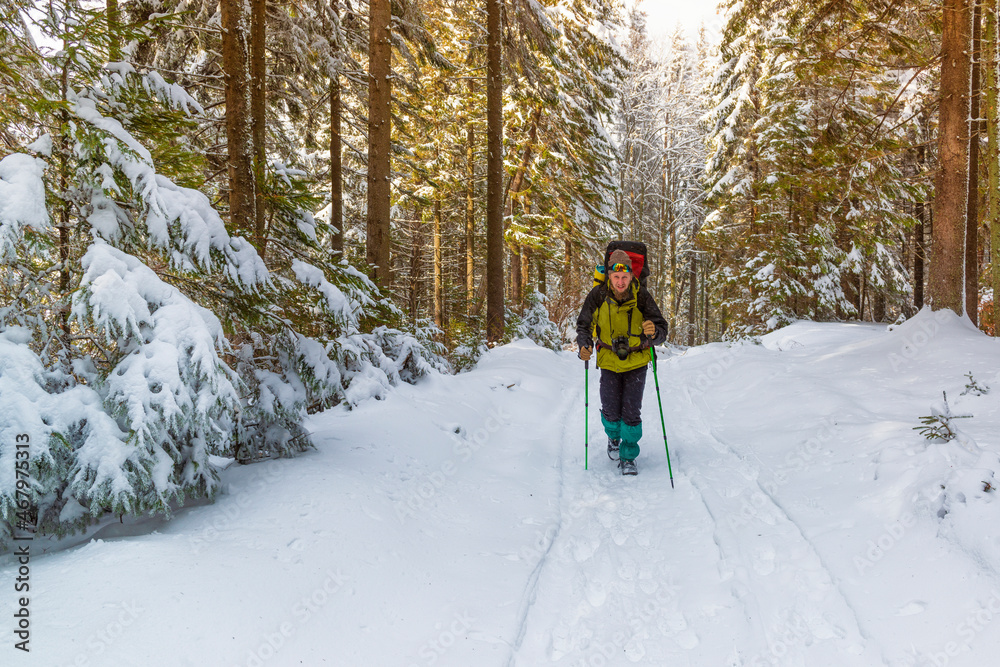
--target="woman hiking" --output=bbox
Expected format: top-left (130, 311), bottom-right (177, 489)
top-left (575, 248), bottom-right (668, 476)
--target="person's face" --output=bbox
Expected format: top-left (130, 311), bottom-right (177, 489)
top-left (610, 270), bottom-right (631, 294)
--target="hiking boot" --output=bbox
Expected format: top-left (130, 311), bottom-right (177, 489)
top-left (619, 458), bottom-right (637, 476)
top-left (607, 438), bottom-right (620, 461)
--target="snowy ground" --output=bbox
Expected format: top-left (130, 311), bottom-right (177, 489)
top-left (3, 309), bottom-right (1000, 667)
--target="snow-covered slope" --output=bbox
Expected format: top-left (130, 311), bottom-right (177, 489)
top-left (2, 309), bottom-right (1000, 666)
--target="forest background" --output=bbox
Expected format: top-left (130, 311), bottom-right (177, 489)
top-left (1, 0), bottom-right (998, 545)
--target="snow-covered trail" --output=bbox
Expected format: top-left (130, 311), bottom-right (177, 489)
top-left (513, 344), bottom-right (872, 666)
top-left (507, 314), bottom-right (1000, 667)
top-left (5, 312), bottom-right (1000, 667)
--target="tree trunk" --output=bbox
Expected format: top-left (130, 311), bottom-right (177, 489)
top-left (367, 0), bottom-right (392, 287)
top-left (407, 210), bottom-right (421, 324)
top-left (58, 47), bottom-right (72, 340)
top-left (915, 200), bottom-right (926, 309)
top-left (968, 0), bottom-right (983, 323)
top-left (874, 291), bottom-right (886, 322)
top-left (434, 198), bottom-right (444, 330)
top-left (669, 208), bottom-right (677, 341)
top-left (930, 0), bottom-right (972, 315)
top-left (659, 109), bottom-right (669, 309)
top-left (466, 119), bottom-right (475, 315)
top-left (510, 244), bottom-right (521, 305)
top-left (330, 0), bottom-right (344, 254)
top-left (687, 252), bottom-right (697, 346)
top-left (702, 261), bottom-right (710, 342)
top-left (537, 254), bottom-right (546, 295)
top-left (914, 117), bottom-right (929, 310)
top-left (251, 0), bottom-right (267, 255)
top-left (988, 0), bottom-right (1000, 332)
top-left (221, 0), bottom-right (257, 238)
top-left (521, 245), bottom-right (530, 301)
top-left (486, 0), bottom-right (504, 343)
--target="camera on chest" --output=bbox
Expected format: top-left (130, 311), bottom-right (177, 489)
top-left (611, 335), bottom-right (631, 360)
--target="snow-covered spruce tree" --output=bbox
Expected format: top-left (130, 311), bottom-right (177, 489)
top-left (0, 3), bottom-right (272, 537)
top-left (0, 3), bottom-right (447, 548)
top-left (508, 290), bottom-right (563, 351)
top-left (703, 0), bottom-right (921, 336)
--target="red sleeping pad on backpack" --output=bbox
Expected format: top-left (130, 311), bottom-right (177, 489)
top-left (602, 240), bottom-right (649, 287)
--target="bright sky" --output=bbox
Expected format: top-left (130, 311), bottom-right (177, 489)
top-left (632, 0), bottom-right (724, 43)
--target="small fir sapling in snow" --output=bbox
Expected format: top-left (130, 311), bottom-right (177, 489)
top-left (914, 391), bottom-right (972, 442)
top-left (960, 372), bottom-right (990, 396)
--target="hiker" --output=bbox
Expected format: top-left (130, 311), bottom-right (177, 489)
top-left (575, 247), bottom-right (668, 475)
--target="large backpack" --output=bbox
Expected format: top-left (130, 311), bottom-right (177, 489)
top-left (592, 240), bottom-right (649, 288)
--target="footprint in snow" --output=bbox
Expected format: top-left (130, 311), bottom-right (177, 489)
top-left (638, 578), bottom-right (659, 595)
top-left (624, 637), bottom-right (646, 661)
top-left (585, 579), bottom-right (607, 607)
top-left (753, 543), bottom-right (776, 575)
top-left (717, 558), bottom-right (735, 582)
top-left (675, 630), bottom-right (700, 650)
top-left (617, 556), bottom-right (638, 581)
top-left (663, 608), bottom-right (688, 634)
top-left (611, 524), bottom-right (630, 546)
top-left (569, 536), bottom-right (600, 563)
top-left (547, 625), bottom-right (572, 660)
top-left (896, 601), bottom-right (927, 616)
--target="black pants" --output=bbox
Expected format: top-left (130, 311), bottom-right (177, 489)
top-left (600, 365), bottom-right (647, 426)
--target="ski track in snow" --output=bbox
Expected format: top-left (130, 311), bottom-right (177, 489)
top-left (675, 394), bottom-right (877, 666)
top-left (504, 373), bottom-right (578, 665)
top-left (510, 358), bottom-right (722, 665)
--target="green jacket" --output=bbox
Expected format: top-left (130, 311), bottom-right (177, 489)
top-left (575, 280), bottom-right (668, 373)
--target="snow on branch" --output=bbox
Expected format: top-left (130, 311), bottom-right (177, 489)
top-left (0, 153), bottom-right (50, 262)
top-left (70, 82), bottom-right (269, 292)
top-left (70, 242), bottom-right (239, 511)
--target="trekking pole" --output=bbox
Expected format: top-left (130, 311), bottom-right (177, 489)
top-left (649, 345), bottom-right (674, 488)
top-left (584, 359), bottom-right (589, 470)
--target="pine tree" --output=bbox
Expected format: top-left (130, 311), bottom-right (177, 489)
top-left (220, 0), bottom-right (258, 240)
top-left (486, 0), bottom-right (504, 343)
top-left (367, 0), bottom-right (393, 288)
top-left (988, 0), bottom-right (1000, 332)
top-left (930, 0), bottom-right (973, 315)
